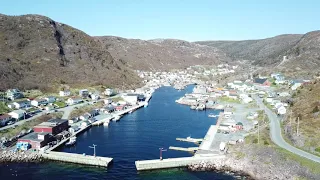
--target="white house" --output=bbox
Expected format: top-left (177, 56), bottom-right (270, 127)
top-left (12, 100), bottom-right (30, 109)
top-left (45, 96), bottom-right (56, 103)
top-left (105, 89), bottom-right (114, 96)
top-left (67, 98), bottom-right (83, 105)
top-left (122, 94), bottom-right (138, 104)
top-left (59, 90), bottom-right (71, 97)
top-left (104, 99), bottom-right (112, 105)
top-left (9, 110), bottom-right (26, 119)
top-left (31, 99), bottom-right (48, 107)
top-left (277, 106), bottom-right (287, 115)
top-left (291, 83), bottom-right (302, 90)
top-left (91, 94), bottom-right (100, 100)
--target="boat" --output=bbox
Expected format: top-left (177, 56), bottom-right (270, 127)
top-left (65, 137), bottom-right (76, 146)
top-left (112, 115), bottom-right (121, 122)
top-left (190, 105), bottom-right (197, 110)
top-left (144, 102), bottom-right (148, 107)
top-left (103, 121), bottom-right (109, 126)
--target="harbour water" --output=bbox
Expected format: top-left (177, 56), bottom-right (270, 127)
top-left (0, 85), bottom-right (237, 180)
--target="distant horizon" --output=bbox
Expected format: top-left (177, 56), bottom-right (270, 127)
top-left (1, 0), bottom-right (319, 41)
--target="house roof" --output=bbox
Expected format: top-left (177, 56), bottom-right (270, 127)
top-left (18, 132), bottom-right (46, 142)
top-left (0, 114), bottom-right (11, 120)
top-left (14, 100), bottom-right (30, 105)
top-left (254, 78), bottom-right (268, 84)
top-left (35, 119), bottom-right (68, 128)
top-left (10, 110), bottom-right (26, 114)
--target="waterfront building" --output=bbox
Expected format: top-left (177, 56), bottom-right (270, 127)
top-left (12, 100), bottom-right (31, 109)
top-left (33, 119), bottom-right (69, 135)
top-left (18, 132), bottom-right (51, 150)
top-left (8, 109), bottom-right (26, 119)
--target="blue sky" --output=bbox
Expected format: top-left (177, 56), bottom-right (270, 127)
top-left (1, 0), bottom-right (319, 41)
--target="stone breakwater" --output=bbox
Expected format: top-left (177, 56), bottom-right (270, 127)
top-left (0, 151), bottom-right (43, 163)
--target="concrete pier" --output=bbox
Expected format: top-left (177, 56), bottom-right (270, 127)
top-left (42, 151), bottom-right (113, 167)
top-left (176, 137), bottom-right (203, 143)
top-left (135, 155), bottom-right (225, 171)
top-left (169, 146), bottom-right (198, 152)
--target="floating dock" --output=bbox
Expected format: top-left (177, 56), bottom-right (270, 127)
top-left (169, 146), bottom-right (198, 152)
top-left (135, 155), bottom-right (225, 171)
top-left (176, 137), bottom-right (203, 143)
top-left (42, 151), bottom-right (113, 167)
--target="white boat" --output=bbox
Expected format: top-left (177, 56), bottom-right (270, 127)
top-left (208, 114), bottom-right (219, 118)
top-left (65, 137), bottom-right (76, 146)
top-left (144, 102), bottom-right (148, 107)
top-left (112, 115), bottom-right (121, 122)
top-left (103, 121), bottom-right (109, 126)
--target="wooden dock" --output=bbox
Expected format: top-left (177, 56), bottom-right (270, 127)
top-left (169, 146), bottom-right (198, 152)
top-left (176, 137), bottom-right (203, 143)
top-left (42, 151), bottom-right (113, 167)
top-left (135, 155), bottom-right (225, 171)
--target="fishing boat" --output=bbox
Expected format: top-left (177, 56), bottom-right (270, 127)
top-left (144, 102), bottom-right (148, 107)
top-left (103, 121), bottom-right (109, 127)
top-left (112, 115), bottom-right (121, 122)
top-left (65, 137), bottom-right (76, 146)
top-left (190, 105), bottom-right (197, 110)
top-left (208, 113), bottom-right (219, 118)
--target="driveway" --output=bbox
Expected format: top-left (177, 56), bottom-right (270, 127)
top-left (254, 95), bottom-right (320, 163)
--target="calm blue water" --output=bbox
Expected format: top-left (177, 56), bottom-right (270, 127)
top-left (0, 86), bottom-right (236, 180)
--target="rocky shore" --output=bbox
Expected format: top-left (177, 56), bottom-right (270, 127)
top-left (0, 150), bottom-right (43, 163)
top-left (189, 144), bottom-right (320, 180)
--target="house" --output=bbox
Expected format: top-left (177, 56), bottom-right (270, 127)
top-left (277, 106), bottom-right (287, 115)
top-left (31, 99), bottom-right (48, 107)
top-left (101, 105), bottom-right (115, 114)
top-left (13, 100), bottom-right (31, 109)
top-left (90, 94), bottom-right (100, 100)
top-left (9, 109), bottom-right (26, 119)
top-left (254, 78), bottom-right (271, 86)
top-left (291, 81), bottom-right (303, 90)
top-left (104, 99), bottom-right (112, 105)
top-left (67, 97), bottom-right (83, 105)
top-left (234, 122), bottom-right (243, 130)
top-left (79, 89), bottom-right (89, 98)
top-left (122, 94), bottom-right (139, 104)
top-left (17, 132), bottom-right (51, 150)
top-left (59, 90), bottom-right (71, 97)
top-left (68, 117), bottom-right (79, 124)
top-left (6, 89), bottom-right (24, 100)
top-left (33, 119), bottom-right (69, 135)
top-left (88, 109), bottom-right (99, 117)
top-left (79, 113), bottom-right (91, 121)
top-left (45, 96), bottom-right (56, 103)
top-left (105, 89), bottom-right (114, 96)
top-left (0, 114), bottom-right (12, 126)
top-left (271, 73), bottom-right (285, 81)
top-left (69, 125), bottom-right (80, 134)
top-left (115, 105), bottom-right (126, 111)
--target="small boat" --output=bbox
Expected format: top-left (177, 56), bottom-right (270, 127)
top-left (112, 115), bottom-right (121, 122)
top-left (190, 105), bottom-right (197, 110)
top-left (208, 114), bottom-right (219, 118)
top-left (65, 137), bottom-right (76, 146)
top-left (144, 102), bottom-right (148, 107)
top-left (103, 121), bottom-right (109, 126)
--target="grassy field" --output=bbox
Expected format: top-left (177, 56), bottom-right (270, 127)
top-left (218, 96), bottom-right (241, 103)
top-left (54, 101), bottom-right (67, 108)
top-left (110, 96), bottom-right (124, 102)
top-left (0, 113), bottom-right (62, 139)
top-left (0, 102), bottom-right (11, 114)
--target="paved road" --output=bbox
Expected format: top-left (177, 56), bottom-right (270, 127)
top-left (254, 95), bottom-right (320, 163)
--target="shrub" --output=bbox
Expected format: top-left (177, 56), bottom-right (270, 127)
top-left (315, 147), bottom-right (320, 153)
top-left (312, 106), bottom-right (319, 113)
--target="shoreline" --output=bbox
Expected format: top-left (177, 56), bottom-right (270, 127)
top-left (0, 150), bottom-right (43, 163)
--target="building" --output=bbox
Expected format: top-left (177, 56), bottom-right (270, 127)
top-left (6, 89), bottom-right (24, 100)
top-left (59, 90), bottom-right (71, 97)
top-left (12, 100), bottom-right (30, 109)
top-left (254, 78), bottom-right (271, 86)
top-left (67, 97), bottom-right (83, 105)
top-left (33, 119), bottom-right (69, 135)
top-left (45, 96), bottom-right (56, 103)
top-left (122, 94), bottom-right (139, 104)
top-left (0, 114), bottom-right (12, 126)
top-left (79, 89), bottom-right (89, 98)
top-left (31, 99), bottom-right (48, 107)
top-left (90, 94), bottom-right (100, 100)
top-left (18, 132), bottom-right (51, 150)
top-left (8, 110), bottom-right (26, 119)
top-left (105, 89), bottom-right (114, 96)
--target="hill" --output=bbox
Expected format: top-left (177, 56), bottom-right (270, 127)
top-left (96, 36), bottom-right (230, 71)
top-left (0, 14), bottom-right (141, 91)
top-left (196, 34), bottom-right (303, 66)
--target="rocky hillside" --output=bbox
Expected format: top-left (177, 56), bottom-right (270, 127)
top-left (96, 36), bottom-right (230, 71)
top-left (0, 14), bottom-right (141, 91)
top-left (196, 34), bottom-right (303, 66)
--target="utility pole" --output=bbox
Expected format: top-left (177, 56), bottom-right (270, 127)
top-left (159, 148), bottom-right (167, 161)
top-left (89, 144), bottom-right (97, 157)
top-left (297, 117), bottom-right (300, 136)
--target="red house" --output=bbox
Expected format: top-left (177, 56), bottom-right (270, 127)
top-left (254, 78), bottom-right (271, 86)
top-left (33, 119), bottom-right (69, 135)
top-left (18, 132), bottom-right (50, 150)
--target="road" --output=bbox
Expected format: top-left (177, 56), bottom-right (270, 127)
top-left (254, 95), bottom-right (320, 163)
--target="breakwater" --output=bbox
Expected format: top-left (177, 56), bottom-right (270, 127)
top-left (0, 151), bottom-right (43, 163)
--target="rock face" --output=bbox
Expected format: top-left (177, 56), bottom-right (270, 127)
top-left (96, 36), bottom-right (230, 71)
top-left (0, 150), bottom-right (43, 163)
top-left (0, 14), bottom-right (141, 91)
top-left (189, 145), bottom-right (320, 180)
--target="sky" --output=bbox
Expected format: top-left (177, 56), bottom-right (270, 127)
top-left (1, 0), bottom-right (319, 41)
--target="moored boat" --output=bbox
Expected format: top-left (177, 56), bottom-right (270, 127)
top-left (65, 137), bottom-right (76, 146)
top-left (112, 115), bottom-right (121, 122)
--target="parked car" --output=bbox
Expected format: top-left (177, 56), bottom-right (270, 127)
top-left (7, 121), bottom-right (15, 125)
